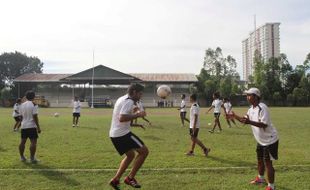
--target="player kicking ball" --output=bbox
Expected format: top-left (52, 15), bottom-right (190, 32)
top-left (109, 84), bottom-right (149, 190)
top-left (185, 94), bottom-right (210, 156)
top-left (228, 88), bottom-right (279, 190)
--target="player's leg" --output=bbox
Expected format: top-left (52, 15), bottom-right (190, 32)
top-left (72, 115), bottom-right (76, 127)
top-left (76, 115), bottom-right (80, 126)
top-left (127, 145), bottom-right (149, 179)
top-left (265, 160), bottom-right (275, 184)
top-left (251, 143), bottom-right (266, 184)
top-left (226, 118), bottom-right (232, 127)
top-left (217, 114), bottom-right (222, 131)
top-left (19, 138), bottom-right (27, 161)
top-left (29, 138), bottom-right (38, 162)
top-left (180, 112), bottom-right (185, 126)
top-left (113, 150), bottom-right (135, 181)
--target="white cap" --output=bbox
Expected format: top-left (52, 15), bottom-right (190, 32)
top-left (245, 87), bottom-right (261, 97)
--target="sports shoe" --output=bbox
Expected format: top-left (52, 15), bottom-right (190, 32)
top-left (72, 124), bottom-right (75, 127)
top-left (185, 151), bottom-right (195, 156)
top-left (250, 176), bottom-right (266, 185)
top-left (208, 130), bottom-right (214, 133)
top-left (109, 179), bottom-right (121, 190)
top-left (265, 186), bottom-right (275, 190)
top-left (203, 148), bottom-right (211, 157)
top-left (30, 158), bottom-right (40, 164)
top-left (124, 176), bottom-right (141, 188)
top-left (20, 156), bottom-right (27, 162)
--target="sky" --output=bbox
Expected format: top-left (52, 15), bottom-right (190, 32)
top-left (1, 0), bottom-right (309, 79)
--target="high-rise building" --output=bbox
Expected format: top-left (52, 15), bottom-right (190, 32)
top-left (242, 23), bottom-right (280, 81)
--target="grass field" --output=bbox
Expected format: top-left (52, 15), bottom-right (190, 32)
top-left (0, 107), bottom-right (309, 190)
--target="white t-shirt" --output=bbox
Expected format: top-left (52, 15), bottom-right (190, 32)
top-left (12, 103), bottom-right (21, 117)
top-left (73, 100), bottom-right (81, 113)
top-left (247, 102), bottom-right (278, 146)
top-left (223, 102), bottom-right (232, 114)
top-left (20, 101), bottom-right (38, 129)
top-left (190, 102), bottom-right (200, 129)
top-left (212, 99), bottom-right (223, 113)
top-left (180, 100), bottom-right (186, 112)
top-left (109, 94), bottom-right (135, 138)
top-left (136, 101), bottom-right (144, 112)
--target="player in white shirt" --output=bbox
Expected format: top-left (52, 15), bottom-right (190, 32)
top-left (19, 91), bottom-right (41, 163)
top-left (223, 98), bottom-right (237, 128)
top-left (72, 96), bottom-right (81, 127)
top-left (109, 84), bottom-right (149, 190)
top-left (177, 94), bottom-right (190, 127)
top-left (185, 94), bottom-right (211, 156)
top-left (132, 101), bottom-right (152, 127)
top-left (230, 88), bottom-right (279, 190)
top-left (207, 92), bottom-right (225, 133)
top-left (12, 98), bottom-right (22, 131)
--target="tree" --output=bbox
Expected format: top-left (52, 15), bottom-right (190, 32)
top-left (0, 51), bottom-right (44, 89)
top-left (198, 47), bottom-right (240, 102)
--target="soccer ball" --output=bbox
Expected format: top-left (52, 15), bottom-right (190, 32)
top-left (54, 112), bottom-right (59, 117)
top-left (157, 85), bottom-right (171, 99)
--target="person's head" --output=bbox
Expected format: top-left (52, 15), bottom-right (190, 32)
top-left (223, 97), bottom-right (229, 102)
top-left (245, 87), bottom-right (261, 105)
top-left (181, 94), bottom-right (186, 99)
top-left (25, 90), bottom-right (35, 101)
top-left (127, 83), bottom-right (144, 101)
top-left (16, 98), bottom-right (22, 104)
top-left (74, 96), bottom-right (79, 101)
top-left (190, 94), bottom-right (197, 103)
top-left (213, 92), bottom-right (220, 99)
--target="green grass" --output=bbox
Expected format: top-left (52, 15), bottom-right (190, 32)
top-left (0, 107), bottom-right (309, 189)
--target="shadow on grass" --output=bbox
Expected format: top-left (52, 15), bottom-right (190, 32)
top-left (142, 135), bottom-right (163, 141)
top-left (0, 146), bottom-right (6, 152)
top-left (207, 155), bottom-right (254, 167)
top-left (24, 162), bottom-right (80, 187)
top-left (78, 126), bottom-right (99, 130)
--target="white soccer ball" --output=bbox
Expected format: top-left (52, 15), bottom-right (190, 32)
top-left (157, 85), bottom-right (172, 99)
top-left (54, 112), bottom-right (60, 117)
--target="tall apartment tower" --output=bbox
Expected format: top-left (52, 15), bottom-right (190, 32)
top-left (242, 23), bottom-right (280, 81)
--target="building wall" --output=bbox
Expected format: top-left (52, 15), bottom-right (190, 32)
top-left (242, 23), bottom-right (280, 81)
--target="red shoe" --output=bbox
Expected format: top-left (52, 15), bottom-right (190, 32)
top-left (109, 179), bottom-right (121, 190)
top-left (265, 186), bottom-right (275, 190)
top-left (124, 176), bottom-right (141, 188)
top-left (250, 176), bottom-right (266, 185)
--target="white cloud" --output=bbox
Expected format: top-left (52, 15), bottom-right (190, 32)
top-left (1, 0), bottom-right (309, 79)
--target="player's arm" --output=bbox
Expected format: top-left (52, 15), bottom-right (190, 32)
top-left (33, 114), bottom-right (41, 133)
top-left (231, 112), bottom-right (267, 128)
top-left (206, 106), bottom-right (213, 114)
top-left (192, 114), bottom-right (198, 134)
top-left (119, 111), bottom-right (146, 122)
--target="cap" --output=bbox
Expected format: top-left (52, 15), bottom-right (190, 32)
top-left (245, 87), bottom-right (261, 97)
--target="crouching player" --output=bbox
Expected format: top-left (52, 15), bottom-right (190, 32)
top-left (109, 84), bottom-right (149, 190)
top-left (229, 88), bottom-right (279, 190)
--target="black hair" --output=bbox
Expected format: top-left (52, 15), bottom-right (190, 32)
top-left (213, 92), bottom-right (220, 99)
top-left (190, 94), bottom-right (197, 101)
top-left (127, 83), bottom-right (144, 96)
top-left (16, 98), bottom-right (22, 103)
top-left (25, 90), bottom-right (35, 100)
top-left (181, 94), bottom-right (186, 99)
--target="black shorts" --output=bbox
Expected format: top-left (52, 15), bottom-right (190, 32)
top-left (110, 132), bottom-right (144, 155)
top-left (21, 128), bottom-right (39, 139)
top-left (256, 140), bottom-right (279, 160)
top-left (189, 128), bottom-right (199, 138)
top-left (180, 112), bottom-right (187, 118)
top-left (73, 113), bottom-right (80, 117)
top-left (214, 113), bottom-right (221, 118)
top-left (14, 116), bottom-right (22, 122)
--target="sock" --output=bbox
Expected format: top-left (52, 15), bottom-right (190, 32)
top-left (258, 175), bottom-right (264, 179)
top-left (268, 183), bottom-right (275, 189)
